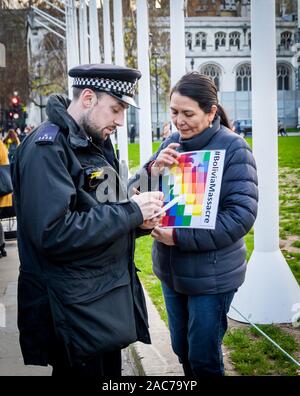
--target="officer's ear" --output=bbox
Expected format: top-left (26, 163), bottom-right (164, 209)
top-left (81, 89), bottom-right (97, 109)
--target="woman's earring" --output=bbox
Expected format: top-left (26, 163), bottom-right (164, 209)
top-left (209, 121), bottom-right (213, 128)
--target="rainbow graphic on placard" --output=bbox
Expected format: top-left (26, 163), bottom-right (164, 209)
top-left (160, 150), bottom-right (225, 229)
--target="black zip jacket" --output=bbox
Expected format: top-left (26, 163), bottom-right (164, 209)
top-left (13, 94), bottom-right (151, 366)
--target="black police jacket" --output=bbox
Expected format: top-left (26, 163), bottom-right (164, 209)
top-left (13, 94), bottom-right (151, 366)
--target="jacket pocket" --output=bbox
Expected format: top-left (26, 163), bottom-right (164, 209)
top-left (48, 270), bottom-right (137, 362)
top-left (48, 257), bottom-right (129, 304)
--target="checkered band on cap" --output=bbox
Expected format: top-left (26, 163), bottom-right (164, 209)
top-left (73, 77), bottom-right (138, 96)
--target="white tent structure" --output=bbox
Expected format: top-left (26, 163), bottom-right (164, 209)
top-left (228, 0), bottom-right (300, 324)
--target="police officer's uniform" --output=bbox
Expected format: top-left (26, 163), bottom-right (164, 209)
top-left (13, 64), bottom-right (150, 378)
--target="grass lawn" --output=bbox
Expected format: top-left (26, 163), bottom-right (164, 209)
top-left (129, 136), bottom-right (300, 376)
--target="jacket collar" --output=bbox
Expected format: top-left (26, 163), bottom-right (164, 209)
top-left (46, 94), bottom-right (89, 149)
top-left (179, 117), bottom-right (221, 152)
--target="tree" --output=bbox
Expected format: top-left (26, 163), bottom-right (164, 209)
top-left (0, 1), bottom-right (67, 129)
top-left (122, 0), bottom-right (171, 102)
top-left (0, 7), bottom-right (28, 129)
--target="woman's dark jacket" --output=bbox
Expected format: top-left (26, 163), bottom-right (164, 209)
top-left (13, 94), bottom-right (150, 366)
top-left (145, 118), bottom-right (258, 295)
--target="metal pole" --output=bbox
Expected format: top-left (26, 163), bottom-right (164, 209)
top-left (103, 0), bottom-right (112, 63)
top-left (113, 0), bottom-right (128, 165)
top-left (34, 19), bottom-right (65, 40)
top-left (65, 2), bottom-right (73, 97)
top-left (170, 0), bottom-right (186, 87)
top-left (228, 0), bottom-right (300, 324)
top-left (71, 0), bottom-right (80, 66)
top-left (89, 0), bottom-right (100, 63)
top-left (32, 7), bottom-right (66, 30)
top-left (37, 63), bottom-right (43, 123)
top-left (79, 0), bottom-right (89, 63)
top-left (154, 54), bottom-right (159, 140)
top-left (44, 0), bottom-right (65, 15)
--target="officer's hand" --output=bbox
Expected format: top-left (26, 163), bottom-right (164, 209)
top-left (152, 143), bottom-right (181, 174)
top-left (131, 191), bottom-right (164, 221)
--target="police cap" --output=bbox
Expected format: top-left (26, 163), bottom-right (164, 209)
top-left (69, 64), bottom-right (141, 108)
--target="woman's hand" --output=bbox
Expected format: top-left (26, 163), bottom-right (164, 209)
top-left (151, 226), bottom-right (175, 246)
top-left (139, 213), bottom-right (165, 230)
top-left (152, 143), bottom-right (181, 174)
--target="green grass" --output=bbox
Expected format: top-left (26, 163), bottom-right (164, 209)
top-left (286, 127), bottom-right (300, 132)
top-left (135, 235), bottom-right (168, 324)
top-left (223, 325), bottom-right (299, 376)
top-left (129, 137), bottom-right (300, 376)
top-left (128, 142), bottom-right (160, 171)
top-left (278, 137), bottom-right (300, 168)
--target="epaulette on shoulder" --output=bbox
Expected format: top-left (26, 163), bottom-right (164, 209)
top-left (35, 122), bottom-right (60, 145)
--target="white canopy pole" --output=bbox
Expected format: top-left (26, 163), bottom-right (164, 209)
top-left (228, 0), bottom-right (300, 324)
top-left (113, 0), bottom-right (129, 165)
top-left (170, 0), bottom-right (186, 88)
top-left (136, 0), bottom-right (153, 166)
top-left (79, 0), bottom-right (89, 64)
top-left (89, 0), bottom-right (101, 63)
top-left (71, 0), bottom-right (79, 66)
top-left (102, 0), bottom-right (115, 145)
top-left (103, 0), bottom-right (112, 64)
top-left (65, 1), bottom-right (74, 97)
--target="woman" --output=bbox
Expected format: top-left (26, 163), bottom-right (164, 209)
top-left (0, 139), bottom-right (12, 257)
top-left (147, 73), bottom-right (258, 376)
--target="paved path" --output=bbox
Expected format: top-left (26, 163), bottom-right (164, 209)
top-left (0, 241), bottom-right (137, 376)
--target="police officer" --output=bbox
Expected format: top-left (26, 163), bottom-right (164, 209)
top-left (13, 64), bottom-right (164, 378)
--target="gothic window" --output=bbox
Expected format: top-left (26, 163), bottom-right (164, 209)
top-left (280, 31), bottom-right (292, 50)
top-left (236, 64), bottom-right (252, 91)
top-left (195, 32), bottom-right (207, 50)
top-left (277, 64), bottom-right (291, 90)
top-left (248, 32), bottom-right (251, 49)
top-left (215, 32), bottom-right (226, 50)
top-left (200, 64), bottom-right (221, 91)
top-left (220, 0), bottom-right (237, 11)
top-left (229, 31), bottom-right (241, 50)
top-left (185, 32), bottom-right (192, 51)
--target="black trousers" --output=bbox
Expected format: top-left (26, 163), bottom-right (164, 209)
top-left (50, 346), bottom-right (122, 378)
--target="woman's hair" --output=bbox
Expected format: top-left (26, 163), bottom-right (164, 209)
top-left (170, 72), bottom-right (231, 129)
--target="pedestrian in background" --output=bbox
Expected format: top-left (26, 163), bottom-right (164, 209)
top-left (3, 129), bottom-right (20, 173)
top-left (278, 120), bottom-right (288, 136)
top-left (0, 140), bottom-right (12, 258)
top-left (129, 124), bottom-right (136, 143)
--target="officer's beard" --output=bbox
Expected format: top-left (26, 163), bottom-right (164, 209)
top-left (81, 113), bottom-right (106, 145)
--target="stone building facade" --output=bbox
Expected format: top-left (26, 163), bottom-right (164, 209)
top-left (183, 1), bottom-right (300, 126)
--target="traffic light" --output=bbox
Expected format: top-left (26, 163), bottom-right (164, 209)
top-left (11, 96), bottom-right (19, 106)
top-left (7, 93), bottom-right (24, 127)
top-left (11, 94), bottom-right (20, 109)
